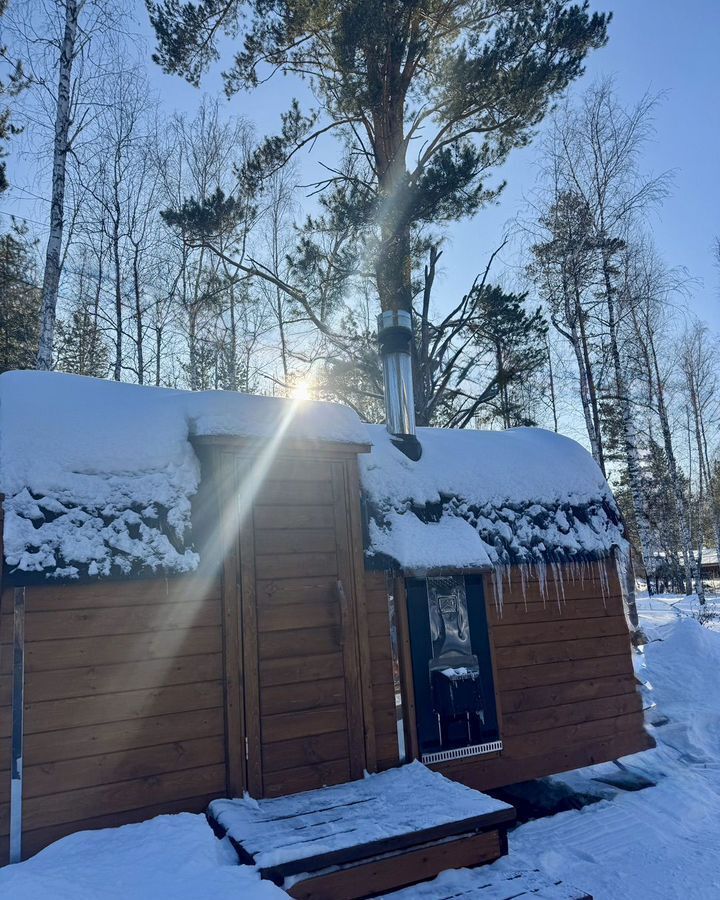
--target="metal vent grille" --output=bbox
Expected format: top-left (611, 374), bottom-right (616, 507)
top-left (421, 739), bottom-right (503, 765)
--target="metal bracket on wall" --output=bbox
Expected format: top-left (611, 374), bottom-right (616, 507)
top-left (10, 586), bottom-right (25, 865)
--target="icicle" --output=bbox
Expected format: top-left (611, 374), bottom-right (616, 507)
top-left (598, 556), bottom-right (610, 603)
top-left (550, 561), bottom-right (562, 610)
top-left (534, 558), bottom-right (548, 603)
top-left (519, 562), bottom-right (529, 608)
top-left (492, 563), bottom-right (505, 614)
top-left (557, 560), bottom-right (567, 604)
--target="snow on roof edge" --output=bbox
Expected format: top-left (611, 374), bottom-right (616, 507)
top-left (0, 371), bottom-right (368, 578)
top-left (359, 425), bottom-right (626, 571)
top-left (0, 371), bottom-right (625, 580)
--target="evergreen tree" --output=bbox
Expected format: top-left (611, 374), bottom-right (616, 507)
top-left (55, 298), bottom-right (110, 377)
top-left (147, 0), bottom-right (610, 321)
top-left (470, 286), bottom-right (548, 428)
top-left (0, 225), bottom-right (40, 372)
top-left (0, 0), bottom-right (25, 194)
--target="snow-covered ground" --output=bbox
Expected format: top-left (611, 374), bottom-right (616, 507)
top-left (0, 812), bottom-right (285, 899)
top-left (2, 593), bottom-right (719, 898)
top-left (390, 594), bottom-right (720, 899)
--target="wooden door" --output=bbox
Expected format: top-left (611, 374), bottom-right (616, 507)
top-left (235, 453), bottom-right (368, 798)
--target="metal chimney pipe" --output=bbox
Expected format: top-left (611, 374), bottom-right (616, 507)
top-left (377, 310), bottom-right (421, 459)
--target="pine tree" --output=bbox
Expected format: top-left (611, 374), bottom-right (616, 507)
top-left (470, 286), bottom-right (548, 429)
top-left (147, 0), bottom-right (609, 321)
top-left (0, 226), bottom-right (40, 372)
top-left (0, 0), bottom-right (26, 194)
top-left (55, 298), bottom-right (110, 377)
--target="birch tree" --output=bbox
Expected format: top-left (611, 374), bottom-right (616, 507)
top-left (534, 80), bottom-right (669, 581)
top-left (625, 243), bottom-right (693, 593)
top-left (680, 321), bottom-right (720, 601)
top-left (7, 0), bottom-right (120, 368)
top-left (529, 186), bottom-right (606, 473)
top-left (35, 0), bottom-right (79, 369)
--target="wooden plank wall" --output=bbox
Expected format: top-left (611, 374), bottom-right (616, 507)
top-left (0, 584), bottom-right (9, 865)
top-left (362, 563), bottom-right (652, 792)
top-left (364, 572), bottom-right (399, 770)
top-left (0, 573), bottom-right (226, 863)
top-left (440, 563), bottom-right (653, 790)
top-left (249, 455), bottom-right (368, 798)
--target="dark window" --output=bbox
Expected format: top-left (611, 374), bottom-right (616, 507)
top-left (406, 574), bottom-right (499, 758)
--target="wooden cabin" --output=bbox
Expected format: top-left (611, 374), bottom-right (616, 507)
top-left (0, 369), bottom-right (652, 870)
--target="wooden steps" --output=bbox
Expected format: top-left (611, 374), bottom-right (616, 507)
top-left (207, 762), bottom-right (515, 899)
top-left (382, 867), bottom-right (592, 899)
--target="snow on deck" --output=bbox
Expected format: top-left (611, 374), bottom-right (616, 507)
top-left (360, 425), bottom-right (626, 571)
top-left (208, 762), bottom-right (513, 872)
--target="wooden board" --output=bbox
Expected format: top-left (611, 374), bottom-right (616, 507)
top-left (0, 571), bottom-right (227, 862)
top-left (378, 563), bottom-right (651, 795)
top-left (208, 766), bottom-right (513, 900)
top-left (259, 652), bottom-right (345, 687)
top-left (261, 730), bottom-right (350, 775)
top-left (237, 453), bottom-right (370, 798)
top-left (380, 867), bottom-right (592, 899)
top-left (287, 830), bottom-right (504, 900)
top-left (19, 793), bottom-right (218, 861)
top-left (440, 727), bottom-right (654, 793)
top-left (363, 572), bottom-right (400, 770)
top-left (0, 680), bottom-right (223, 738)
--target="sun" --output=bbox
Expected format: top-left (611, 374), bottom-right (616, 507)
top-left (290, 378), bottom-right (313, 402)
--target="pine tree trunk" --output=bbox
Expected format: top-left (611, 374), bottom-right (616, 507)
top-left (559, 274), bottom-right (605, 474)
top-left (155, 318), bottom-right (162, 387)
top-left (571, 324), bottom-right (603, 467)
top-left (376, 218), bottom-right (412, 313)
top-left (36, 0), bottom-right (79, 370)
top-left (698, 415), bottom-right (720, 578)
top-left (371, 78), bottom-right (412, 315)
top-left (574, 282), bottom-right (605, 474)
top-left (92, 243), bottom-right (103, 375)
top-left (188, 310), bottom-right (198, 391)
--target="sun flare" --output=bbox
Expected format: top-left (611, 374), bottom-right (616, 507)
top-left (290, 378), bottom-right (313, 402)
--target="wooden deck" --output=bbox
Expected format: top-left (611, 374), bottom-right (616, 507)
top-left (207, 763), bottom-right (515, 899)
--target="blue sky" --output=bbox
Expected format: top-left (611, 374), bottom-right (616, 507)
top-left (5, 1), bottom-right (720, 326)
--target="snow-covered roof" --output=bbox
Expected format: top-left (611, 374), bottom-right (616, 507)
top-left (0, 371), bottom-right (624, 580)
top-left (0, 371), bottom-right (366, 578)
top-left (359, 425), bottom-right (625, 571)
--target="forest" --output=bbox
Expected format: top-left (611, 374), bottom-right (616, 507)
top-left (0, 0), bottom-right (718, 596)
